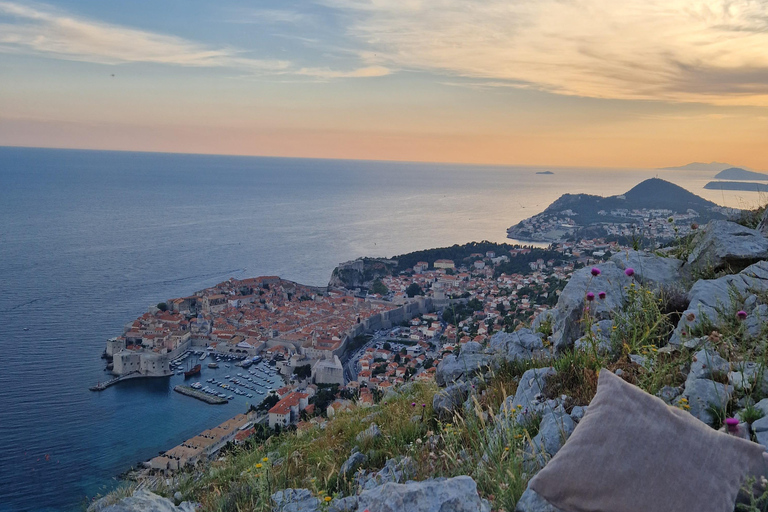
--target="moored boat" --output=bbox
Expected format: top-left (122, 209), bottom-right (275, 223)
top-left (184, 364), bottom-right (201, 378)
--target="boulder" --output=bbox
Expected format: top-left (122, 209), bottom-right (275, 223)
top-left (669, 261), bottom-right (768, 345)
top-left (101, 491), bottom-right (197, 512)
top-left (489, 329), bottom-right (547, 362)
top-left (574, 320), bottom-right (615, 355)
top-left (524, 410), bottom-right (575, 470)
top-left (432, 382), bottom-right (470, 421)
top-left (271, 489), bottom-right (320, 512)
top-left (461, 341), bottom-right (483, 354)
top-left (515, 487), bottom-right (567, 512)
top-left (610, 250), bottom-right (684, 292)
top-left (354, 476), bottom-right (491, 512)
top-left (356, 423), bottom-right (382, 444)
top-left (681, 378), bottom-right (732, 425)
top-left (686, 220), bottom-right (768, 274)
top-left (355, 456), bottom-right (416, 491)
top-left (435, 352), bottom-right (491, 386)
top-left (686, 349), bottom-right (730, 382)
top-left (340, 452), bottom-right (367, 479)
top-left (751, 414), bottom-right (768, 449)
top-left (544, 262), bottom-right (631, 352)
top-left (501, 367), bottom-right (557, 420)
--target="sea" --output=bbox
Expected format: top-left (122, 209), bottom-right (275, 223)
top-left (0, 146), bottom-right (763, 511)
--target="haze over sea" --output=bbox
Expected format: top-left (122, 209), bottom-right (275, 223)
top-left (0, 146), bottom-right (761, 512)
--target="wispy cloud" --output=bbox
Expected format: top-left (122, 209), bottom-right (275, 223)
top-left (296, 65), bottom-right (390, 78)
top-left (0, 1), bottom-right (290, 70)
top-left (324, 0), bottom-right (768, 105)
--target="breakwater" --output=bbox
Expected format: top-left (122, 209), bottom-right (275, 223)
top-left (174, 385), bottom-right (228, 405)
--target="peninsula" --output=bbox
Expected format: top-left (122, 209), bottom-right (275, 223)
top-left (506, 178), bottom-right (737, 243)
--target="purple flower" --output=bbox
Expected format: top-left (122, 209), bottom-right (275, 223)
top-left (726, 417), bottom-right (739, 426)
top-left (586, 292), bottom-right (595, 302)
top-left (737, 310), bottom-right (748, 320)
top-left (625, 268), bottom-right (635, 277)
top-left (411, 402), bottom-right (416, 407)
top-left (598, 291), bottom-right (606, 300)
top-left (422, 403), bottom-right (426, 408)
top-left (591, 268), bottom-right (601, 276)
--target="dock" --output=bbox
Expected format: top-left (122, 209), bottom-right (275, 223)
top-left (174, 385), bottom-right (228, 405)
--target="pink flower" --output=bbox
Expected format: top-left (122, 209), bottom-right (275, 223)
top-left (411, 402), bottom-right (416, 407)
top-left (737, 310), bottom-right (748, 320)
top-left (591, 268), bottom-right (601, 276)
top-left (625, 268), bottom-right (635, 277)
top-left (598, 291), bottom-right (606, 300)
top-left (586, 292), bottom-right (595, 302)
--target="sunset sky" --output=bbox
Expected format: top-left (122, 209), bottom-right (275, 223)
top-left (1, 0), bottom-right (767, 168)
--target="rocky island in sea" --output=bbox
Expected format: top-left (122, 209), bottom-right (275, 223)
top-left (506, 177), bottom-right (738, 243)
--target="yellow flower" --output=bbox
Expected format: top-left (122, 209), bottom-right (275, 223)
top-left (263, 457), bottom-right (269, 462)
top-left (256, 463), bottom-right (263, 469)
top-left (325, 497), bottom-right (332, 502)
top-left (504, 446), bottom-right (510, 451)
top-left (517, 404), bottom-right (523, 409)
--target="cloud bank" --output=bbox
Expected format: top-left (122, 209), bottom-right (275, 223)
top-left (326, 0), bottom-right (768, 105)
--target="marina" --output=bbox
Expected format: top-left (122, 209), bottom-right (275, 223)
top-left (173, 385), bottom-right (228, 405)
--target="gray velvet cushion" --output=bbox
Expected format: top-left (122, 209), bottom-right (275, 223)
top-left (529, 369), bottom-right (767, 512)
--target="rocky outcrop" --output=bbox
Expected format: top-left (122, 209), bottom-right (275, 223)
top-left (435, 352), bottom-right (491, 386)
top-left (501, 367), bottom-right (557, 420)
top-left (272, 489), bottom-right (321, 512)
top-left (685, 220), bottom-right (768, 274)
top-left (489, 329), bottom-right (547, 362)
top-left (539, 262), bottom-right (631, 352)
top-left (524, 410), bottom-right (575, 470)
top-left (328, 258), bottom-right (397, 290)
top-left (340, 451), bottom-right (367, 479)
top-left (610, 250), bottom-right (684, 292)
top-left (354, 456), bottom-right (415, 491)
top-left (101, 491), bottom-right (197, 512)
top-left (355, 423), bottom-right (382, 444)
top-left (670, 260), bottom-right (768, 345)
top-left (433, 382), bottom-right (470, 421)
top-left (352, 476), bottom-right (491, 512)
top-left (515, 487), bottom-right (567, 512)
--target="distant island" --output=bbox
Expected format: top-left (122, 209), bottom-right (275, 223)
top-left (659, 161), bottom-right (744, 172)
top-left (507, 178), bottom-right (737, 243)
top-left (712, 167), bottom-right (768, 181)
top-left (704, 181), bottom-right (768, 192)
top-left (536, 171), bottom-right (554, 175)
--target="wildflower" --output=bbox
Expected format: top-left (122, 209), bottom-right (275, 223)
top-left (625, 268), bottom-right (635, 277)
top-left (668, 217), bottom-right (674, 223)
top-left (422, 403), bottom-right (426, 408)
top-left (517, 404), bottom-right (523, 409)
top-left (686, 313), bottom-right (695, 322)
top-left (598, 291), bottom-right (606, 300)
top-left (737, 310), bottom-right (748, 320)
top-left (591, 267), bottom-right (601, 276)
top-left (691, 223), bottom-right (699, 230)
top-left (505, 446), bottom-right (510, 451)
top-left (325, 497), bottom-right (332, 502)
top-left (586, 292), bottom-right (595, 301)
top-left (411, 402), bottom-right (416, 407)
top-left (263, 457), bottom-right (269, 462)
top-left (256, 463), bottom-right (262, 469)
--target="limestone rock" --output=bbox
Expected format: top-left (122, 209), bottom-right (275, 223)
top-left (432, 382), bottom-right (470, 421)
top-left (461, 341), bottom-right (483, 354)
top-left (354, 476), bottom-right (491, 512)
top-left (435, 352), bottom-right (491, 386)
top-left (574, 320), bottom-right (614, 355)
top-left (356, 423), bottom-right (382, 444)
top-left (355, 456), bottom-right (415, 491)
top-left (543, 263), bottom-right (631, 352)
top-left (687, 349), bottom-right (729, 382)
top-left (525, 411), bottom-right (575, 470)
top-left (501, 367), bottom-right (556, 420)
top-left (489, 329), bottom-right (547, 362)
top-left (610, 250), bottom-right (684, 292)
top-left (340, 452), bottom-right (367, 479)
top-left (686, 220), bottom-right (768, 274)
top-left (681, 378), bottom-right (732, 425)
top-left (101, 491), bottom-right (197, 512)
top-left (515, 487), bottom-right (567, 512)
top-left (271, 489), bottom-right (320, 512)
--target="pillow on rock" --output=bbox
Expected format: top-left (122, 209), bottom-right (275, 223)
top-left (529, 369), bottom-right (767, 512)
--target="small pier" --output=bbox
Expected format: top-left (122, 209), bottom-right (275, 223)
top-left (174, 385), bottom-right (228, 404)
top-left (89, 372), bottom-right (141, 391)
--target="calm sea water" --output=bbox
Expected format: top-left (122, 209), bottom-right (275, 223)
top-left (0, 147), bottom-right (761, 511)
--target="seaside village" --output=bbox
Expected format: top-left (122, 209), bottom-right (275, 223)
top-left (103, 238), bottom-right (621, 473)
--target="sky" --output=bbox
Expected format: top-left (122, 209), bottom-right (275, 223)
top-left (1, 0), bottom-right (767, 168)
